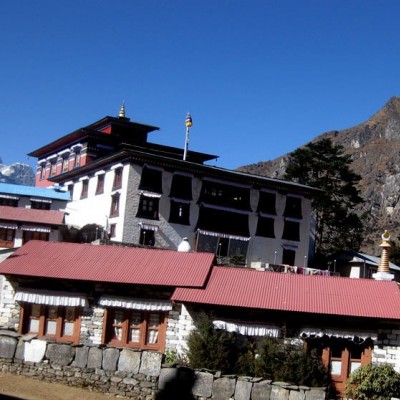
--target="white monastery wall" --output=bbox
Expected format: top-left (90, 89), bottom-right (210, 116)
top-left (64, 162), bottom-right (130, 241)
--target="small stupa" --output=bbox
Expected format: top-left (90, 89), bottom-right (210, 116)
top-left (372, 230), bottom-right (394, 281)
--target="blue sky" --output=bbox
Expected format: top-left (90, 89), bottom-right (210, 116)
top-left (1, 1), bottom-right (400, 170)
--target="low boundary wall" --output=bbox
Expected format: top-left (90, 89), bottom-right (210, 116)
top-left (0, 332), bottom-right (326, 400)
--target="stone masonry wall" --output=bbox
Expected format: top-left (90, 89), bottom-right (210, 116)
top-left (372, 328), bottom-right (400, 373)
top-left (0, 333), bottom-right (327, 400)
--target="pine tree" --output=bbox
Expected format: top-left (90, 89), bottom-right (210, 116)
top-left (284, 138), bottom-right (364, 260)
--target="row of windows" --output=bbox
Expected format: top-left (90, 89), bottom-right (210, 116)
top-left (20, 304), bottom-right (166, 351)
top-left (0, 198), bottom-right (51, 210)
top-left (19, 303), bottom-right (371, 396)
top-left (197, 233), bottom-right (298, 264)
top-left (67, 165), bottom-right (302, 220)
top-left (0, 229), bottom-right (49, 248)
top-left (107, 195), bottom-right (300, 242)
top-left (39, 151), bottom-right (82, 180)
top-left (136, 196), bottom-right (300, 237)
top-left (65, 165), bottom-right (303, 245)
top-left (71, 167), bottom-right (123, 200)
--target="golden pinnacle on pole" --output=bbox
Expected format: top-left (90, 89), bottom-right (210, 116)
top-left (119, 102), bottom-right (126, 118)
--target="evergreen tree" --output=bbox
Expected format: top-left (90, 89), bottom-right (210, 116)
top-left (284, 138), bottom-right (364, 260)
top-left (186, 313), bottom-right (248, 374)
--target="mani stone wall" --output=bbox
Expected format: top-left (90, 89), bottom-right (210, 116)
top-left (0, 332), bottom-right (327, 400)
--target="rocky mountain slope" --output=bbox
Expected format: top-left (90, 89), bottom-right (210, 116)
top-left (238, 96), bottom-right (400, 255)
top-left (0, 158), bottom-right (35, 186)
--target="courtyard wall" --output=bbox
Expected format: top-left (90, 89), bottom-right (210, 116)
top-left (0, 332), bottom-right (327, 400)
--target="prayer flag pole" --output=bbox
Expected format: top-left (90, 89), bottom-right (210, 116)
top-left (183, 112), bottom-right (192, 161)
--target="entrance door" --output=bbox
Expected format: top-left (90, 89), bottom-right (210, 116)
top-left (323, 339), bottom-right (372, 397)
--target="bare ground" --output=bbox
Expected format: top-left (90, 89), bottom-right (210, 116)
top-left (0, 372), bottom-right (115, 400)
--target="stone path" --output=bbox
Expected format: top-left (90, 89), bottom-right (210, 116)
top-left (0, 373), bottom-right (114, 400)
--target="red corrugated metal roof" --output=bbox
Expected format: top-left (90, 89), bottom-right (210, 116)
top-left (172, 266), bottom-right (400, 320)
top-left (0, 206), bottom-right (65, 226)
top-left (0, 240), bottom-right (214, 287)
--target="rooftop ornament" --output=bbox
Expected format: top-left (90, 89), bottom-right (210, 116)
top-left (373, 230), bottom-right (394, 281)
top-left (118, 102), bottom-right (126, 118)
top-left (178, 237), bottom-right (192, 252)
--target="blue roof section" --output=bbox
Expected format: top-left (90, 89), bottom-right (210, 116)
top-left (350, 251), bottom-right (400, 272)
top-left (0, 183), bottom-right (70, 201)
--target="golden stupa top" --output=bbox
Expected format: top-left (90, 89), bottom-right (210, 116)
top-left (119, 102), bottom-right (126, 118)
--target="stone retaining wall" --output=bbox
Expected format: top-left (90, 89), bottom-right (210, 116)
top-left (372, 328), bottom-right (400, 372)
top-left (0, 333), bottom-right (327, 400)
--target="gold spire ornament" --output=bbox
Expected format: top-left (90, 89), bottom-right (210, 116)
top-left (118, 102), bottom-right (126, 118)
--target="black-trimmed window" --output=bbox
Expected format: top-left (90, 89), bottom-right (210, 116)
top-left (139, 166), bottom-right (162, 193)
top-left (0, 198), bottom-right (18, 207)
top-left (196, 206), bottom-right (250, 237)
top-left (109, 224), bottom-right (116, 238)
top-left (103, 309), bottom-right (166, 351)
top-left (282, 220), bottom-right (300, 241)
top-left (96, 174), bottom-right (105, 195)
top-left (110, 193), bottom-right (120, 217)
top-left (258, 192), bottom-right (276, 215)
top-left (170, 175), bottom-right (192, 200)
top-left (113, 168), bottom-right (123, 190)
top-left (20, 303), bottom-right (81, 344)
top-left (31, 200), bottom-right (51, 210)
top-left (256, 216), bottom-right (275, 238)
top-left (282, 248), bottom-right (296, 265)
top-left (284, 196), bottom-right (302, 219)
top-left (40, 164), bottom-right (47, 180)
top-left (196, 233), bottom-right (249, 260)
top-left (139, 228), bottom-right (155, 246)
top-left (67, 184), bottom-right (74, 200)
top-left (80, 180), bottom-right (89, 199)
top-left (169, 201), bottom-right (190, 225)
top-left (199, 181), bottom-right (251, 211)
top-left (137, 196), bottom-right (159, 220)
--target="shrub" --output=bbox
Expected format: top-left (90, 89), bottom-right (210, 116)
top-left (345, 363), bottom-right (400, 400)
top-left (186, 312), bottom-right (249, 374)
top-left (254, 337), bottom-right (329, 387)
top-left (186, 313), bottom-right (330, 387)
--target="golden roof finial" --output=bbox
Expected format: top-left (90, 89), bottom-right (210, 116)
top-left (118, 102), bottom-right (126, 118)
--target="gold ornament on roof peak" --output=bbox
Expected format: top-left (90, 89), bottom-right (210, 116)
top-left (119, 102), bottom-right (126, 118)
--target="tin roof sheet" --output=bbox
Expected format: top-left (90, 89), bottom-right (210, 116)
top-left (172, 266), bottom-right (400, 320)
top-left (0, 206), bottom-right (65, 225)
top-left (0, 240), bottom-right (215, 287)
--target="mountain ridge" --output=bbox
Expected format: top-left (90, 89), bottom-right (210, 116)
top-left (238, 96), bottom-right (400, 255)
top-left (0, 160), bottom-right (35, 186)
